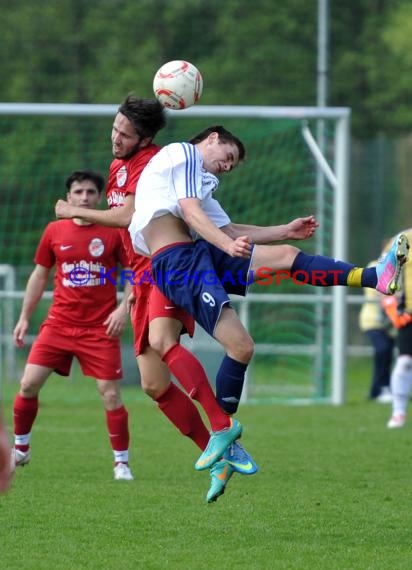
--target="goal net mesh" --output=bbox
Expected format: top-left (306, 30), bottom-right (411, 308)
top-left (0, 107), bottom-right (343, 402)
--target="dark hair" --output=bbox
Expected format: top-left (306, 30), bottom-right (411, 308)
top-left (118, 95), bottom-right (167, 140)
top-left (189, 125), bottom-right (246, 161)
top-left (65, 170), bottom-right (105, 194)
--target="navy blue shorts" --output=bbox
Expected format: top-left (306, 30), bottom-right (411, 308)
top-left (151, 240), bottom-right (253, 336)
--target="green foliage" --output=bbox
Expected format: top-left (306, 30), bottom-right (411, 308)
top-left (2, 0), bottom-right (412, 135)
top-left (330, 0), bottom-right (412, 136)
top-left (2, 361), bottom-right (412, 569)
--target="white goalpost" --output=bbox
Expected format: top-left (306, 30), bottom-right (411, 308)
top-left (0, 103), bottom-right (350, 404)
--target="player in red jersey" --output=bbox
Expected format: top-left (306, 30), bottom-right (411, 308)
top-left (11, 170), bottom-right (134, 481)
top-left (55, 96), bottom-right (247, 502)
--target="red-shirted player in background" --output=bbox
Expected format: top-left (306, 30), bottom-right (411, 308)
top-left (11, 170), bottom-right (134, 481)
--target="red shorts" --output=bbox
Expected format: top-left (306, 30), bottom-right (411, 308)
top-left (28, 323), bottom-right (122, 380)
top-left (131, 282), bottom-right (195, 356)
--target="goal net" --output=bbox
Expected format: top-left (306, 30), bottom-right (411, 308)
top-left (0, 104), bottom-right (350, 404)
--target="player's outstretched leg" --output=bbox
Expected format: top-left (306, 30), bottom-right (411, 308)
top-left (376, 233), bottom-right (409, 294)
top-left (207, 459), bottom-right (234, 503)
top-left (223, 440), bottom-right (259, 475)
top-left (195, 417), bottom-right (242, 471)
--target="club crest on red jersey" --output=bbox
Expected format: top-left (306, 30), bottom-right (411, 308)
top-left (116, 165), bottom-right (127, 188)
top-left (89, 238), bottom-right (105, 257)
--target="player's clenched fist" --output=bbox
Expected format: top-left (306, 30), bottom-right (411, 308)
top-left (227, 236), bottom-right (252, 258)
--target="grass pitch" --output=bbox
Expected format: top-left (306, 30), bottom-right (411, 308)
top-left (1, 359), bottom-right (412, 569)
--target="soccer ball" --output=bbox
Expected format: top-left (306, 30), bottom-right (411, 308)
top-left (153, 60), bottom-right (203, 110)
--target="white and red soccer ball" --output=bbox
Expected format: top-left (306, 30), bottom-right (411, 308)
top-left (153, 60), bottom-right (203, 110)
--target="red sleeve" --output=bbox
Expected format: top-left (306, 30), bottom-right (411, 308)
top-left (33, 224), bottom-right (55, 268)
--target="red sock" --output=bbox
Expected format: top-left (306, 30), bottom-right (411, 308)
top-left (106, 406), bottom-right (129, 457)
top-left (13, 394), bottom-right (39, 451)
top-left (162, 344), bottom-right (230, 432)
top-left (155, 383), bottom-right (210, 450)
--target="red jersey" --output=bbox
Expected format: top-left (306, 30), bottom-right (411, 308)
top-left (35, 219), bottom-right (128, 327)
top-left (106, 144), bottom-right (160, 282)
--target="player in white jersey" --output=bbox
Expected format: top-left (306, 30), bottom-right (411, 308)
top-left (129, 141), bottom-right (230, 256)
top-left (129, 125), bottom-right (408, 472)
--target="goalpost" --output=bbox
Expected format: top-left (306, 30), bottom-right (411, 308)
top-left (0, 103), bottom-right (350, 404)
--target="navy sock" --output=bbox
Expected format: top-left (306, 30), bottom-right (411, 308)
top-left (291, 251), bottom-right (355, 286)
top-left (215, 355), bottom-right (248, 414)
top-left (360, 266), bottom-right (377, 288)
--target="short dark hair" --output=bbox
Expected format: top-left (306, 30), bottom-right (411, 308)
top-left (65, 170), bottom-right (105, 194)
top-left (189, 125), bottom-right (246, 161)
top-left (118, 95), bottom-right (167, 140)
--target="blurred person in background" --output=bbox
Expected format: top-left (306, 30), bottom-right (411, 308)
top-left (381, 228), bottom-right (412, 428)
top-left (0, 409), bottom-right (12, 493)
top-left (359, 258), bottom-right (395, 403)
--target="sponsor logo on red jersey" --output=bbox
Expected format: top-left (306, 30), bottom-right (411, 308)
top-left (116, 165), bottom-right (127, 187)
top-left (89, 238), bottom-right (105, 257)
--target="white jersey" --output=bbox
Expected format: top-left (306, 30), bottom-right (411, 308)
top-left (128, 142), bottom-right (231, 255)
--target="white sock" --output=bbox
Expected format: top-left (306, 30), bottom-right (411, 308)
top-left (15, 432), bottom-right (31, 447)
top-left (114, 450), bottom-right (129, 464)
